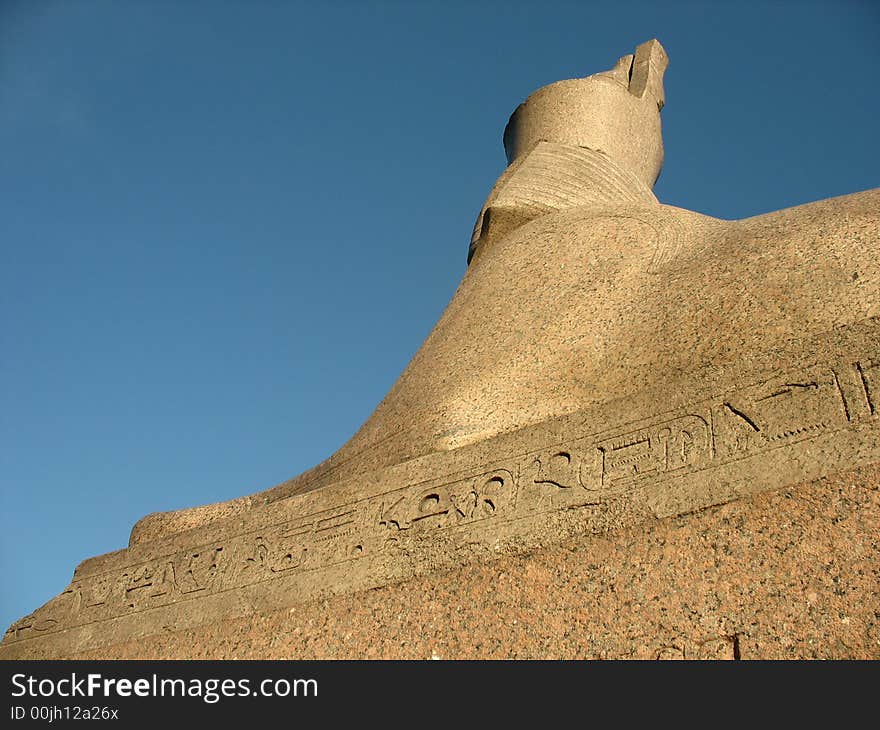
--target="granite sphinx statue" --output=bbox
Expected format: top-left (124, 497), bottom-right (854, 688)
top-left (3, 39), bottom-right (878, 658)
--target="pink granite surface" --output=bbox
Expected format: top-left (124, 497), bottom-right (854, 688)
top-left (67, 462), bottom-right (879, 660)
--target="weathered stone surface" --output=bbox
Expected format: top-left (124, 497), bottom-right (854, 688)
top-left (53, 463), bottom-right (880, 660)
top-left (3, 39), bottom-right (878, 660)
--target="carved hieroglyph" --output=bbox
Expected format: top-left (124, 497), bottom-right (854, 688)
top-left (3, 39), bottom-right (878, 658)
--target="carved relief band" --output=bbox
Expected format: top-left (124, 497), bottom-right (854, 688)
top-left (6, 340), bottom-right (878, 647)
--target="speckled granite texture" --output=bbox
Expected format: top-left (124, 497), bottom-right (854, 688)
top-left (61, 462), bottom-right (879, 660)
top-left (3, 39), bottom-right (878, 660)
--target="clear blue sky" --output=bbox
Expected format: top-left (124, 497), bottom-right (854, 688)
top-left (2, 1), bottom-right (878, 633)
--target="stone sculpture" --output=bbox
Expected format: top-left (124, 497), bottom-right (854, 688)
top-left (3, 40), bottom-right (878, 659)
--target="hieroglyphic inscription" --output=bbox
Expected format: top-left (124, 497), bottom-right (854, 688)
top-left (379, 469), bottom-right (515, 532)
top-left (524, 448), bottom-right (597, 511)
top-left (4, 587), bottom-right (82, 641)
top-left (4, 468), bottom-right (519, 642)
top-left (713, 367), bottom-right (849, 459)
top-left (522, 414), bottom-right (712, 511)
top-left (597, 413), bottom-right (712, 489)
top-left (6, 347), bottom-right (878, 644)
top-left (124, 560), bottom-right (179, 609)
top-left (519, 363), bottom-right (866, 512)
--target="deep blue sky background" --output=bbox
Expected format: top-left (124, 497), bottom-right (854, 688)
top-left (2, 1), bottom-right (878, 633)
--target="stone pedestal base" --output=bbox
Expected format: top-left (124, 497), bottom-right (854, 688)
top-left (24, 463), bottom-right (880, 660)
top-left (4, 320), bottom-right (878, 660)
